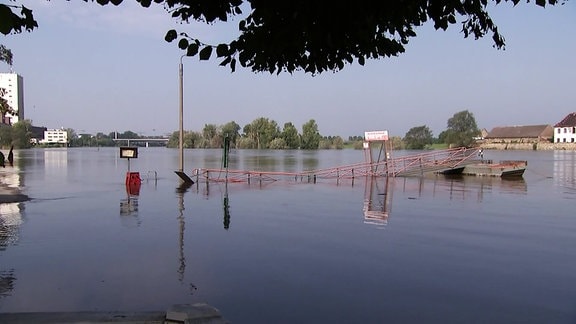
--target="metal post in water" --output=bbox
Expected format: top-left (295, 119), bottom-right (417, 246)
top-left (178, 55), bottom-right (185, 173)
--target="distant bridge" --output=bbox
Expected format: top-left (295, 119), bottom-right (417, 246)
top-left (112, 138), bottom-right (169, 146)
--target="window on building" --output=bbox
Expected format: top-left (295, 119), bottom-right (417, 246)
top-left (564, 128), bottom-right (567, 133)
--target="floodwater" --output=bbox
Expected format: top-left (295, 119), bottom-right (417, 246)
top-left (1, 147), bottom-right (575, 323)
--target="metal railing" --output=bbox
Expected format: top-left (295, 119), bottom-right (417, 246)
top-left (191, 147), bottom-right (481, 183)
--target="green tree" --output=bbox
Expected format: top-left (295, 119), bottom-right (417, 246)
top-left (301, 119), bottom-right (321, 150)
top-left (119, 130), bottom-right (139, 139)
top-left (437, 130), bottom-right (449, 144)
top-left (95, 132), bottom-right (115, 146)
top-left (236, 136), bottom-right (256, 149)
top-left (202, 124), bottom-right (217, 141)
top-left (281, 122), bottom-right (300, 149)
top-left (389, 136), bottom-right (405, 150)
top-left (243, 117), bottom-right (280, 149)
top-left (319, 136), bottom-right (344, 149)
top-left (221, 121), bottom-right (241, 148)
top-left (10, 119), bottom-right (32, 149)
top-left (0, 88), bottom-right (17, 122)
top-left (0, 44), bottom-right (13, 66)
top-left (200, 123), bottom-right (219, 148)
top-left (1, 1), bottom-right (563, 74)
top-left (65, 128), bottom-right (78, 143)
top-left (0, 45), bottom-right (16, 122)
top-left (404, 125), bottom-right (433, 149)
top-left (269, 138), bottom-right (287, 149)
top-left (167, 130), bottom-right (201, 148)
top-left (184, 131), bottom-right (202, 148)
top-left (445, 110), bottom-right (480, 148)
top-left (0, 124), bottom-right (12, 148)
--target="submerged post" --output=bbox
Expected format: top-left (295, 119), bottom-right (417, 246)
top-left (174, 55), bottom-right (194, 184)
top-left (178, 55), bottom-right (184, 173)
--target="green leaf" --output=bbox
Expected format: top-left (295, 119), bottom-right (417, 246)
top-left (535, 0), bottom-right (546, 6)
top-left (186, 43), bottom-right (199, 56)
top-left (219, 56), bottom-right (231, 66)
top-left (178, 38), bottom-right (189, 50)
top-left (139, 0), bottom-right (152, 7)
top-left (164, 29), bottom-right (177, 42)
top-left (230, 58), bottom-right (237, 72)
top-left (199, 46), bottom-right (213, 60)
top-left (358, 56), bottom-right (365, 66)
top-left (216, 44), bottom-right (228, 57)
top-left (0, 5), bottom-right (15, 35)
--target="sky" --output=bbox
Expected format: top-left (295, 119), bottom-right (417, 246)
top-left (1, 1), bottom-right (575, 138)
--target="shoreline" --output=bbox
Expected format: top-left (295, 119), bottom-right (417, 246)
top-left (0, 186), bottom-right (29, 204)
top-left (478, 142), bottom-right (576, 151)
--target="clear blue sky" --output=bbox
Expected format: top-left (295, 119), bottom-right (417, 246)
top-left (1, 1), bottom-right (575, 138)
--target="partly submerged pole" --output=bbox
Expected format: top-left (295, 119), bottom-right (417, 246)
top-left (174, 55), bottom-right (194, 184)
top-left (178, 55), bottom-right (184, 173)
top-left (223, 135), bottom-right (230, 181)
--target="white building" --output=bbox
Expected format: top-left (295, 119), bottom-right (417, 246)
top-left (554, 112), bottom-right (576, 143)
top-left (39, 129), bottom-right (68, 144)
top-left (0, 72), bottom-right (24, 124)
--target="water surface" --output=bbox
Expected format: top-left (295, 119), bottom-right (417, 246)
top-left (0, 147), bottom-right (575, 323)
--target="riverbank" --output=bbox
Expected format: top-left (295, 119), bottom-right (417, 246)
top-left (0, 185), bottom-right (29, 204)
top-left (0, 303), bottom-right (228, 323)
top-left (479, 142), bottom-right (576, 150)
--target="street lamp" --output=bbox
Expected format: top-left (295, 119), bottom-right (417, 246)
top-left (175, 55), bottom-right (195, 184)
top-left (178, 54), bottom-right (185, 173)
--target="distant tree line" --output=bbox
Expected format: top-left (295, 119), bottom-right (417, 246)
top-left (66, 130), bottom-right (168, 147)
top-left (166, 118), bottom-right (337, 150)
top-left (1, 110), bottom-right (480, 150)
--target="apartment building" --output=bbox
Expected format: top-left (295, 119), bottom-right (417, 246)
top-left (39, 129), bottom-right (68, 144)
top-left (0, 72), bottom-right (24, 124)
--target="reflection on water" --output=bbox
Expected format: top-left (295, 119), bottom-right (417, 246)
top-left (177, 193), bottom-right (186, 282)
top-left (3, 148), bottom-right (576, 322)
top-left (223, 184), bottom-right (231, 230)
top-left (188, 173), bottom-right (530, 230)
top-left (363, 177), bottom-right (392, 227)
top-left (553, 150), bottom-right (576, 197)
top-left (0, 155), bottom-right (24, 250)
top-left (44, 148), bottom-right (68, 177)
top-left (302, 151), bottom-right (319, 171)
top-left (0, 270), bottom-right (15, 299)
top-left (361, 175), bottom-right (527, 226)
top-left (0, 151), bottom-right (24, 301)
top-left (396, 175), bottom-right (528, 202)
top-left (119, 196), bottom-right (139, 227)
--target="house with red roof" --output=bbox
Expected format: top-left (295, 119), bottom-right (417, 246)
top-left (485, 125), bottom-right (553, 144)
top-left (554, 112), bottom-right (576, 143)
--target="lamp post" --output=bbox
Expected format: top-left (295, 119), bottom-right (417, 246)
top-left (175, 55), bottom-right (195, 184)
top-left (178, 55), bottom-right (185, 173)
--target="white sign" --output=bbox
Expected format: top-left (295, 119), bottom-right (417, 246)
top-left (364, 130), bottom-right (389, 141)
